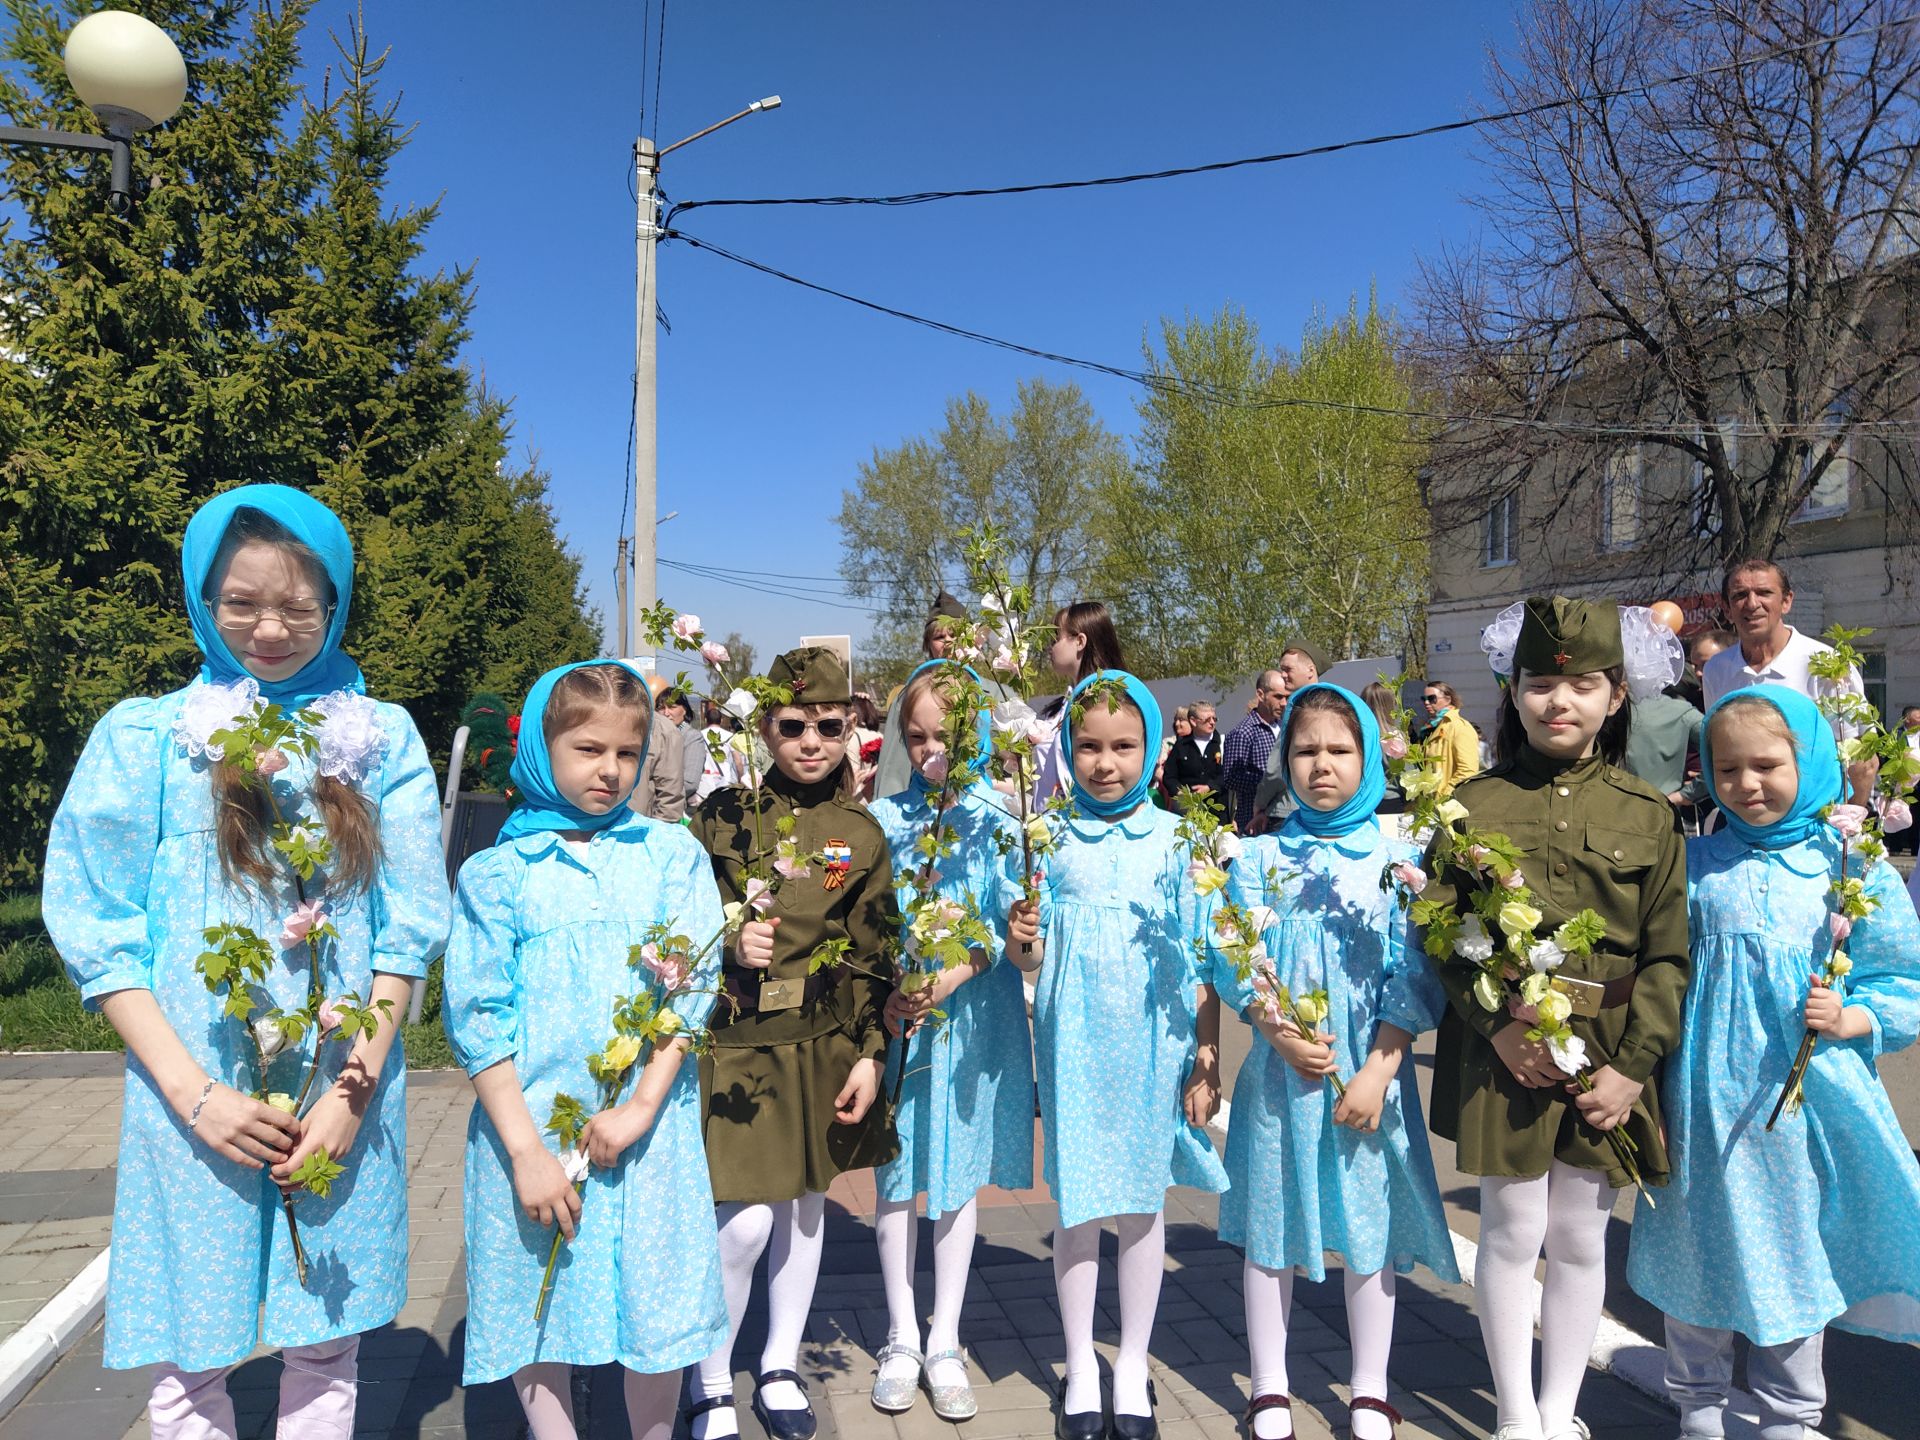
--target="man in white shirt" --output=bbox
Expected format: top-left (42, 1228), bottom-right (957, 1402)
top-left (1702, 558), bottom-right (1871, 800)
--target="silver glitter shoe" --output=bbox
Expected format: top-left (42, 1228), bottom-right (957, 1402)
top-left (870, 1342), bottom-right (923, 1413)
top-left (922, 1348), bottom-right (978, 1422)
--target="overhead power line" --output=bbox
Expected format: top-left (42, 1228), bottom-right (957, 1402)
top-left (671, 230), bottom-right (1920, 440)
top-left (664, 14), bottom-right (1920, 226)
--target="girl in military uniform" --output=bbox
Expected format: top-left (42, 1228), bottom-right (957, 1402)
top-left (1007, 670), bottom-right (1227, 1440)
top-left (867, 661), bottom-right (1034, 1421)
top-left (1425, 598), bottom-right (1689, 1440)
top-left (1627, 687), bottom-right (1920, 1439)
top-left (688, 647), bottom-right (899, 1440)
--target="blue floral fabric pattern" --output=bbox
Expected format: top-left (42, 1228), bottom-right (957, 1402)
top-left (1031, 805), bottom-right (1228, 1228)
top-left (1211, 822), bottom-right (1459, 1282)
top-left (870, 786), bottom-right (1035, 1218)
top-left (1626, 829), bottom-right (1920, 1345)
top-left (442, 818), bottom-right (728, 1383)
top-left (41, 685), bottom-right (450, 1372)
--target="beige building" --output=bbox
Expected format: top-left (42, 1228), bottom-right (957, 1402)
top-left (1423, 419), bottom-right (1920, 736)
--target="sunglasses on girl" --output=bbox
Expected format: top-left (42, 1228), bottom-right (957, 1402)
top-left (774, 717), bottom-right (847, 741)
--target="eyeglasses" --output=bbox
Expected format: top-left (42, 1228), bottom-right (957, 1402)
top-left (774, 717), bottom-right (847, 741)
top-left (1423, 694), bottom-right (1443, 703)
top-left (210, 595), bottom-right (332, 634)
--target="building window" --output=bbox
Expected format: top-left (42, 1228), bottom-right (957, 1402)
top-left (1862, 648), bottom-right (1888, 728)
top-left (1692, 420), bottom-right (1735, 539)
top-left (1795, 403), bottom-right (1851, 520)
top-left (1482, 492), bottom-right (1517, 567)
top-left (1601, 447), bottom-right (1641, 551)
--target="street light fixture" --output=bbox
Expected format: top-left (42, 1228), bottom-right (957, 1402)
top-left (629, 96), bottom-right (782, 657)
top-left (0, 10), bottom-right (187, 212)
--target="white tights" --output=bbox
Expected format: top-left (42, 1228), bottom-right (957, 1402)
top-left (1477, 1163), bottom-right (1613, 1436)
top-left (1242, 1260), bottom-right (1398, 1440)
top-left (691, 1194), bottom-right (828, 1438)
top-left (874, 1195), bottom-right (980, 1382)
top-left (512, 1362), bottom-right (680, 1440)
top-left (1054, 1212), bottom-right (1164, 1417)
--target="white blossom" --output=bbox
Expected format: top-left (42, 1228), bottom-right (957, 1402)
top-left (171, 678), bottom-right (260, 761)
top-left (311, 689), bottom-right (387, 785)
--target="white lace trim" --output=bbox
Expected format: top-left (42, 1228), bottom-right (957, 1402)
top-left (170, 678), bottom-right (260, 761)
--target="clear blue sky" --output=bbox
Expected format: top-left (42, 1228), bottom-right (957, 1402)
top-left (331, 0), bottom-right (1517, 672)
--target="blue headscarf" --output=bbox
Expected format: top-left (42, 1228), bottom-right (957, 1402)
top-left (898, 658), bottom-right (995, 802)
top-left (499, 660), bottom-right (654, 841)
top-left (1061, 669), bottom-right (1162, 818)
top-left (1700, 684), bottom-right (1845, 849)
top-left (181, 484), bottom-right (364, 703)
top-left (1281, 682), bottom-right (1386, 838)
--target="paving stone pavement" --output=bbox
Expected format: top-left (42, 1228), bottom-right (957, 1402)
top-left (0, 1053), bottom-right (1696, 1440)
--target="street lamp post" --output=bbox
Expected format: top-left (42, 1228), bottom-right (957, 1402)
top-left (0, 11), bottom-right (187, 212)
top-left (629, 96), bottom-right (780, 659)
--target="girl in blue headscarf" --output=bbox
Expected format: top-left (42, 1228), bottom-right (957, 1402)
top-left (864, 661), bottom-right (1034, 1421)
top-left (1004, 669), bottom-right (1228, 1440)
top-left (1209, 684), bottom-right (1459, 1440)
top-left (1626, 686), bottom-right (1920, 1440)
top-left (442, 660), bottom-right (728, 1435)
top-left (41, 484), bottom-right (452, 1437)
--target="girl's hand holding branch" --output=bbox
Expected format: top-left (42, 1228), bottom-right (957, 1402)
top-left (1006, 899), bottom-right (1042, 969)
top-left (272, 1081), bottom-right (365, 1191)
top-left (1567, 1063), bottom-right (1642, 1132)
top-left (192, 1082), bottom-right (300, 1170)
top-left (1804, 978), bottom-right (1872, 1038)
top-left (513, 1143), bottom-right (581, 1239)
top-left (738, 917), bottom-right (780, 969)
top-left (581, 1091), bottom-right (666, 1169)
top-left (1492, 1021), bottom-right (1563, 1088)
top-left (1259, 1013), bottom-right (1339, 1084)
top-left (1334, 1028), bottom-right (1409, 1132)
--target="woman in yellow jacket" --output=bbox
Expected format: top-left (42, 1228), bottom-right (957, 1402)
top-left (1422, 682), bottom-right (1482, 795)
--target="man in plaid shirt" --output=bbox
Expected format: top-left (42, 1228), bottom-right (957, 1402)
top-left (1220, 668), bottom-right (1288, 832)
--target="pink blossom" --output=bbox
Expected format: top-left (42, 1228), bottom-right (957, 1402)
top-left (1390, 861), bottom-right (1427, 895)
top-left (316, 998), bottom-right (343, 1035)
top-left (1828, 804), bottom-right (1868, 839)
top-left (255, 749), bottom-right (289, 777)
top-left (1466, 845), bottom-right (1492, 868)
top-left (671, 614), bottom-right (701, 641)
top-left (990, 645), bottom-right (1019, 675)
top-left (1881, 798), bottom-right (1914, 834)
top-left (1249, 969), bottom-right (1285, 1023)
top-left (1501, 869), bottom-right (1526, 891)
top-left (920, 749), bottom-right (950, 785)
top-left (1381, 732), bottom-right (1409, 761)
top-left (640, 942), bottom-right (690, 991)
top-left (745, 877), bottom-right (775, 914)
top-left (700, 640), bottom-right (730, 667)
top-left (280, 899), bottom-right (329, 949)
top-left (1829, 912), bottom-right (1853, 944)
top-left (774, 853), bottom-right (811, 880)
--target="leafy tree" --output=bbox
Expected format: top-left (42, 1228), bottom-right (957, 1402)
top-left (836, 379), bottom-right (1127, 676)
top-left (1098, 299), bottom-right (1429, 686)
top-left (1415, 0), bottom-right (1920, 572)
top-left (0, 2), bottom-right (594, 883)
top-left (715, 631), bottom-right (756, 685)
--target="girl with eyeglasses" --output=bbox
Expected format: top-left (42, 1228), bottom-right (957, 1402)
top-left (686, 646), bottom-right (900, 1440)
top-left (42, 486), bottom-right (451, 1438)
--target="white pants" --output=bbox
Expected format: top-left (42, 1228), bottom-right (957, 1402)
top-left (150, 1336), bottom-right (359, 1440)
top-left (1665, 1318), bottom-right (1826, 1440)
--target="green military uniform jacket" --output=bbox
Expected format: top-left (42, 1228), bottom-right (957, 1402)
top-left (1426, 745), bottom-right (1689, 1186)
top-left (691, 768), bottom-right (900, 1203)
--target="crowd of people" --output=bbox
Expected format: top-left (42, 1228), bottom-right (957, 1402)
top-left (37, 485), bottom-right (1920, 1440)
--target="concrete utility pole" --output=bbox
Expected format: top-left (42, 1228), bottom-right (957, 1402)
top-left (629, 98), bottom-right (781, 660)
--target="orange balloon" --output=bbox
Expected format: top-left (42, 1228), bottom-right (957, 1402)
top-left (1649, 600), bottom-right (1686, 634)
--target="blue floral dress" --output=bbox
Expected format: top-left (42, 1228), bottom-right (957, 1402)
top-left (1032, 805), bottom-right (1228, 1227)
top-left (41, 685), bottom-right (450, 1372)
top-left (443, 818), bottom-right (728, 1383)
top-left (870, 785), bottom-right (1034, 1217)
top-left (1211, 823), bottom-right (1459, 1281)
top-left (1626, 830), bottom-right (1920, 1345)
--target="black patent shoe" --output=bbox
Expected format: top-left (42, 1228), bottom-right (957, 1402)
top-left (752, 1371), bottom-right (818, 1440)
top-left (1056, 1375), bottom-right (1105, 1440)
top-left (1109, 1379), bottom-right (1158, 1440)
top-left (686, 1393), bottom-right (736, 1440)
